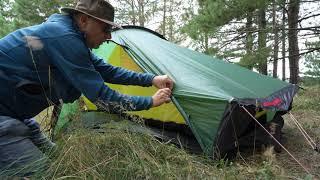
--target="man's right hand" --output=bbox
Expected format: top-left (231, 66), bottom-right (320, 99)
top-left (152, 88), bottom-right (172, 107)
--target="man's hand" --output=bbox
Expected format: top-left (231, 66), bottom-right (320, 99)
top-left (152, 88), bottom-right (172, 107)
top-left (152, 75), bottom-right (174, 90)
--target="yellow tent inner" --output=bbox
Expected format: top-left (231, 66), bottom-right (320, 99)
top-left (82, 43), bottom-right (185, 124)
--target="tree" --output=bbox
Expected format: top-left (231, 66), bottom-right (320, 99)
top-left (157, 0), bottom-right (185, 42)
top-left (239, 12), bottom-right (255, 69)
top-left (182, 0), bottom-right (273, 63)
top-left (115, 0), bottom-right (157, 27)
top-left (113, 0), bottom-right (186, 42)
top-left (287, 0), bottom-right (300, 84)
top-left (257, 7), bottom-right (268, 75)
top-left (272, 0), bottom-right (279, 78)
top-left (0, 0), bottom-right (14, 37)
top-left (304, 41), bottom-right (320, 77)
top-left (9, 0), bottom-right (75, 29)
top-left (161, 0), bottom-right (167, 36)
top-left (281, 0), bottom-right (287, 81)
top-left (182, 0), bottom-right (319, 84)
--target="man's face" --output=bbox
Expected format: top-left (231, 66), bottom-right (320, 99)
top-left (81, 16), bottom-right (112, 49)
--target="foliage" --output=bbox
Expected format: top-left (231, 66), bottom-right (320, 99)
top-left (181, 0), bottom-right (319, 81)
top-left (255, 161), bottom-right (276, 180)
top-left (113, 0), bottom-right (188, 43)
top-left (155, 0), bottom-right (186, 43)
top-left (182, 0), bottom-right (273, 64)
top-left (0, 0), bottom-right (75, 37)
top-left (114, 0), bottom-right (158, 27)
top-left (0, 0), bottom-right (15, 37)
top-left (293, 84), bottom-right (320, 111)
top-left (195, 0), bottom-right (270, 28)
top-left (299, 76), bottom-right (320, 86)
top-left (10, 0), bottom-right (75, 29)
top-left (303, 41), bottom-right (320, 78)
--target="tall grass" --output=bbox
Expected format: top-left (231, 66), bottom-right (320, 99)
top-left (32, 121), bottom-right (285, 179)
top-left (27, 86), bottom-right (320, 179)
top-left (293, 85), bottom-right (320, 111)
top-left (41, 126), bottom-right (222, 179)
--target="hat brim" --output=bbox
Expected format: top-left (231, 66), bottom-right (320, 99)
top-left (61, 7), bottom-right (122, 29)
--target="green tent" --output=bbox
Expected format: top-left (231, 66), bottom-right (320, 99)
top-left (56, 26), bottom-right (298, 158)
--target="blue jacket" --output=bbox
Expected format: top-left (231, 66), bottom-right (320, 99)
top-left (0, 14), bottom-right (154, 119)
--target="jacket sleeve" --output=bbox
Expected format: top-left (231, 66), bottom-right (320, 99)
top-left (90, 51), bottom-right (155, 86)
top-left (46, 35), bottom-right (153, 111)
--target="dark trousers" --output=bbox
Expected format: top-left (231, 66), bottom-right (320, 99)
top-left (0, 116), bottom-right (55, 177)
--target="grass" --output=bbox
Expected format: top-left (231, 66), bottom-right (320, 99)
top-left (38, 126), bottom-right (284, 179)
top-left (13, 85), bottom-right (320, 179)
top-left (278, 85), bottom-right (320, 178)
top-left (43, 129), bottom-right (222, 179)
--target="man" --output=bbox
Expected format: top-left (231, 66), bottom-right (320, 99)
top-left (0, 0), bottom-right (173, 176)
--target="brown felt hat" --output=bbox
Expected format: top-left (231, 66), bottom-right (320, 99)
top-left (61, 0), bottom-right (121, 29)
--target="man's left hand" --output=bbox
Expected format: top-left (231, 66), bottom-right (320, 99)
top-left (152, 75), bottom-right (174, 90)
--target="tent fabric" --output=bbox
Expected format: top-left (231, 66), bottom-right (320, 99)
top-left (56, 26), bottom-right (298, 157)
top-left (92, 43), bottom-right (186, 124)
top-left (106, 27), bottom-right (297, 155)
top-left (55, 100), bottom-right (80, 136)
top-left (111, 28), bottom-right (294, 101)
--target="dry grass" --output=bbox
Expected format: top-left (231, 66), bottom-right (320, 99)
top-left (266, 85), bottom-right (320, 179)
top-left (44, 130), bottom-right (222, 179)
top-left (37, 125), bottom-right (291, 179)
top-left (29, 85), bottom-right (320, 179)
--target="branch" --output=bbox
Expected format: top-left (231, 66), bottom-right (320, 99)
top-left (297, 13), bottom-right (320, 23)
top-left (300, 0), bottom-right (320, 2)
top-left (215, 25), bottom-right (320, 36)
top-left (298, 32), bottom-right (320, 37)
top-left (286, 26), bottom-right (320, 32)
top-left (280, 47), bottom-right (320, 60)
top-left (216, 33), bottom-right (247, 51)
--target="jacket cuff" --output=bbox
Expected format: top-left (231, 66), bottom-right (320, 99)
top-left (146, 73), bottom-right (156, 87)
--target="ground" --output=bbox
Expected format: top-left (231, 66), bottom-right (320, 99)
top-left (277, 85), bottom-right (320, 178)
top-left (30, 85), bottom-right (320, 179)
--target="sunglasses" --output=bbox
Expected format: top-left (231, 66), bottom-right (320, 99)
top-left (89, 16), bottom-right (113, 34)
top-left (104, 25), bottom-right (113, 34)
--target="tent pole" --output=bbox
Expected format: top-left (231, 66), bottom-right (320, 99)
top-left (171, 96), bottom-right (190, 124)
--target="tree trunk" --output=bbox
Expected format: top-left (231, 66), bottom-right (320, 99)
top-left (258, 8), bottom-right (268, 75)
top-left (168, 0), bottom-right (174, 41)
top-left (282, 0), bottom-right (286, 81)
top-left (245, 12), bottom-right (254, 70)
top-left (162, 0), bottom-right (167, 37)
top-left (272, 0), bottom-right (279, 78)
top-left (288, 0), bottom-right (300, 84)
top-left (204, 32), bottom-right (209, 54)
top-left (138, 0), bottom-right (145, 27)
top-left (130, 0), bottom-right (136, 25)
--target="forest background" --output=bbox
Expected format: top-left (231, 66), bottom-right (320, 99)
top-left (1, 0), bottom-right (320, 84)
top-left (1, 0), bottom-right (320, 179)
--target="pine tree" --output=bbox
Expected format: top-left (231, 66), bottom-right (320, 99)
top-left (287, 0), bottom-right (300, 84)
top-left (10, 0), bottom-right (75, 29)
top-left (0, 0), bottom-right (14, 37)
top-left (115, 0), bottom-right (157, 27)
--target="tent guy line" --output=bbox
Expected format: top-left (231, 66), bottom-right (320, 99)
top-left (242, 106), bottom-right (310, 175)
top-left (288, 112), bottom-right (319, 152)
